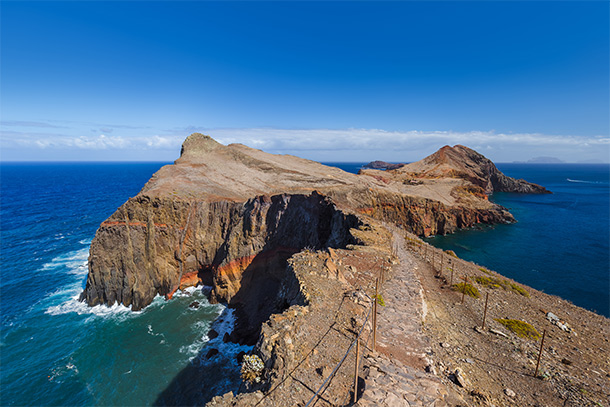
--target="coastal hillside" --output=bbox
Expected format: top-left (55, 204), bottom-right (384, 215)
top-left (82, 134), bottom-right (538, 314)
top-left (76, 133), bottom-right (609, 407)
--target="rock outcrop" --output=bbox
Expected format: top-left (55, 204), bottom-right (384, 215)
top-left (398, 145), bottom-right (550, 194)
top-left (80, 134), bottom-right (546, 316)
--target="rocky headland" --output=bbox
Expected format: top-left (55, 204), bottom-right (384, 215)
top-left (81, 134), bottom-right (608, 406)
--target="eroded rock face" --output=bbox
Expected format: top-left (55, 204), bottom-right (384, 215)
top-left (81, 134), bottom-right (545, 312)
top-left (81, 192), bottom-right (359, 311)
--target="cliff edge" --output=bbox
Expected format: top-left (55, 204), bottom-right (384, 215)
top-left (80, 134), bottom-right (544, 316)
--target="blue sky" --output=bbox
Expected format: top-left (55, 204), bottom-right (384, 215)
top-left (1, 1), bottom-right (608, 163)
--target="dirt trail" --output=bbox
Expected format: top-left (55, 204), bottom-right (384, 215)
top-left (357, 229), bottom-right (465, 407)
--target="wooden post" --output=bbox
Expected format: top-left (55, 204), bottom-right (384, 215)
top-left (373, 278), bottom-right (378, 352)
top-left (449, 267), bottom-right (454, 287)
top-left (481, 292), bottom-right (489, 329)
top-left (461, 276), bottom-right (468, 304)
top-left (534, 329), bottom-right (547, 378)
top-left (440, 255), bottom-right (444, 277)
top-left (425, 244), bottom-right (428, 261)
top-left (353, 337), bottom-right (360, 403)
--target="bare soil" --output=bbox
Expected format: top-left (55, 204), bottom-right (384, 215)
top-left (407, 233), bottom-right (610, 407)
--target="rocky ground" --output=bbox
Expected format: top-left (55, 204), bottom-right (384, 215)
top-left (410, 233), bottom-right (610, 407)
top-left (209, 223), bottom-right (609, 407)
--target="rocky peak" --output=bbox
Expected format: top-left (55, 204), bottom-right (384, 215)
top-left (403, 145), bottom-right (550, 195)
top-left (179, 133), bottom-right (223, 160)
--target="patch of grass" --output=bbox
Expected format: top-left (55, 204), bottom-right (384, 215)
top-left (444, 250), bottom-right (458, 258)
top-left (375, 294), bottom-right (386, 307)
top-left (478, 267), bottom-right (493, 275)
top-left (475, 276), bottom-right (506, 289)
top-left (508, 282), bottom-right (530, 297)
top-left (495, 318), bottom-right (540, 340)
top-left (451, 283), bottom-right (480, 298)
top-left (474, 275), bottom-right (530, 297)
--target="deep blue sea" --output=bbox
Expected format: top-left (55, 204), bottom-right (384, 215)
top-left (0, 163), bottom-right (251, 406)
top-left (1, 162), bottom-right (608, 406)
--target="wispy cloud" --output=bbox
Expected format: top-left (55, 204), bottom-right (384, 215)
top-left (1, 127), bottom-right (608, 162)
top-left (0, 120), bottom-right (67, 129)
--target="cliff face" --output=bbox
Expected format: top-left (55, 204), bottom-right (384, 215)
top-left (81, 134), bottom-right (542, 313)
top-left (82, 192), bottom-right (359, 312)
top-left (400, 145), bottom-right (550, 194)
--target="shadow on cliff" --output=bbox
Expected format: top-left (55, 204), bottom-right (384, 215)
top-left (153, 249), bottom-right (296, 406)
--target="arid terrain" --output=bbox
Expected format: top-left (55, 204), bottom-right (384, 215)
top-left (82, 134), bottom-right (609, 406)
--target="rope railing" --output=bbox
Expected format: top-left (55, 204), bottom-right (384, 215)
top-left (304, 294), bottom-right (374, 407)
top-left (251, 289), bottom-right (374, 407)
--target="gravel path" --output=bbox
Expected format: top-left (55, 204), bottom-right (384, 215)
top-left (357, 230), bottom-right (456, 407)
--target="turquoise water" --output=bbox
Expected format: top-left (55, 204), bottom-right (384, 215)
top-left (0, 163), bottom-right (251, 406)
top-left (1, 162), bottom-right (608, 406)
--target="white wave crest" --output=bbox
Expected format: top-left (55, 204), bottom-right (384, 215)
top-left (41, 248), bottom-right (89, 275)
top-left (567, 178), bottom-right (605, 184)
top-left (45, 294), bottom-right (138, 320)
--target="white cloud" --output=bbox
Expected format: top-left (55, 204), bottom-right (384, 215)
top-left (204, 127), bottom-right (609, 162)
top-left (1, 127), bottom-right (608, 163)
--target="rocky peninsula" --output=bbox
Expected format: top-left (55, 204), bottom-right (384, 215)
top-left (81, 134), bottom-right (608, 406)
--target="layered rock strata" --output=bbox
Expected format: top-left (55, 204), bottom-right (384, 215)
top-left (81, 134), bottom-right (546, 316)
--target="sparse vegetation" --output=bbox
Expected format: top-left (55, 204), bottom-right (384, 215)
top-left (508, 282), bottom-right (530, 297)
top-left (474, 276), bottom-right (530, 297)
top-left (478, 267), bottom-right (493, 275)
top-left (375, 294), bottom-right (386, 306)
top-left (445, 250), bottom-right (458, 258)
top-left (475, 276), bottom-right (505, 289)
top-left (495, 318), bottom-right (540, 340)
top-left (451, 282), bottom-right (480, 298)
top-left (241, 354), bottom-right (264, 384)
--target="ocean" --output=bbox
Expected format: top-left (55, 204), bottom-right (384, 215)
top-left (0, 162), bottom-right (608, 406)
top-left (0, 163), bottom-right (251, 406)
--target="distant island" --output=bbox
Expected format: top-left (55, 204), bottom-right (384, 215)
top-left (514, 156), bottom-right (565, 164)
top-left (362, 160), bottom-right (405, 170)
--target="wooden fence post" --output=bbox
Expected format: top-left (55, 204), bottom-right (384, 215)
top-left (534, 330), bottom-right (547, 378)
top-left (481, 292), bottom-right (489, 329)
top-left (353, 337), bottom-right (360, 403)
top-left (373, 278), bottom-right (378, 352)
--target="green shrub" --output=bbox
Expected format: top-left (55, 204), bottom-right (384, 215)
top-left (451, 283), bottom-right (480, 298)
top-left (508, 282), bottom-right (530, 297)
top-left (375, 294), bottom-right (386, 306)
top-left (475, 276), bottom-right (506, 289)
top-left (445, 250), bottom-right (458, 258)
top-left (474, 276), bottom-right (530, 297)
top-left (495, 318), bottom-right (540, 340)
top-left (478, 267), bottom-right (493, 275)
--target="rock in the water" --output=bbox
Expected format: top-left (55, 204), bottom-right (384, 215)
top-left (236, 351), bottom-right (246, 364)
top-left (223, 332), bottom-right (231, 343)
top-left (189, 301), bottom-right (200, 309)
top-left (208, 328), bottom-right (219, 340)
top-left (205, 348), bottom-right (219, 359)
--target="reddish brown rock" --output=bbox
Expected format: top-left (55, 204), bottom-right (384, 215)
top-left (80, 134), bottom-right (547, 313)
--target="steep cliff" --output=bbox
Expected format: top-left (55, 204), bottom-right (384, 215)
top-left (81, 134), bottom-right (541, 315)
